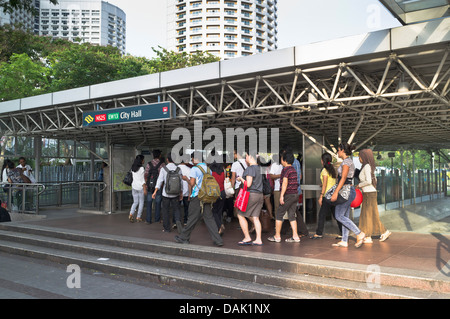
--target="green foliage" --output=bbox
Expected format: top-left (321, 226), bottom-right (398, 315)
top-left (371, 150), bottom-right (450, 170)
top-left (0, 25), bottom-right (220, 101)
top-left (151, 46), bottom-right (220, 71)
top-left (1, 0), bottom-right (58, 14)
top-left (0, 53), bottom-right (50, 100)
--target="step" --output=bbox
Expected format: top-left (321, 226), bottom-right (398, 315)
top-left (0, 223), bottom-right (449, 299)
top-left (0, 237), bottom-right (328, 299)
top-left (2, 223), bottom-right (449, 294)
top-left (0, 229), bottom-right (436, 299)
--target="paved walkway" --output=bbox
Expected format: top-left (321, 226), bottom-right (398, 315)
top-left (8, 197), bottom-right (450, 280)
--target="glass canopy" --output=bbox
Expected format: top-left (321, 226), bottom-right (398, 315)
top-left (379, 0), bottom-right (449, 25)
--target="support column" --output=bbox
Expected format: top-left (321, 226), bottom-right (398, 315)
top-left (400, 150), bottom-right (404, 208)
top-left (411, 150), bottom-right (416, 205)
top-left (34, 137), bottom-right (42, 183)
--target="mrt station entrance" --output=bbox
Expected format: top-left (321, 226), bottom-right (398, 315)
top-left (0, 19), bottom-right (449, 231)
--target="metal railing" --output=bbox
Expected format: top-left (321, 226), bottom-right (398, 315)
top-left (1, 181), bottom-right (106, 214)
top-left (78, 181), bottom-right (107, 212)
top-left (0, 183), bottom-right (46, 214)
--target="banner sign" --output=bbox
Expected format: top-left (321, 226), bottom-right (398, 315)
top-left (82, 101), bottom-right (173, 127)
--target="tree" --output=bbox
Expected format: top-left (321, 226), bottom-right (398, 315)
top-left (150, 46), bottom-right (220, 72)
top-left (0, 24), bottom-right (72, 63)
top-left (47, 43), bottom-right (124, 91)
top-left (0, 28), bottom-right (221, 100)
top-left (1, 0), bottom-right (58, 14)
top-left (0, 53), bottom-right (50, 101)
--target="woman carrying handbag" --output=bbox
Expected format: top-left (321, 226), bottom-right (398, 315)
top-left (236, 152), bottom-right (264, 246)
top-left (129, 155), bottom-right (147, 223)
top-left (329, 143), bottom-right (366, 248)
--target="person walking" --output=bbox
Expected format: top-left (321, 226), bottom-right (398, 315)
top-left (145, 150), bottom-right (164, 224)
top-left (174, 153), bottom-right (223, 247)
top-left (357, 149), bottom-right (391, 243)
top-left (269, 154), bottom-right (283, 220)
top-left (178, 160), bottom-right (192, 225)
top-left (209, 156), bottom-right (226, 235)
top-left (236, 152), bottom-right (264, 246)
top-left (268, 152), bottom-right (302, 243)
top-left (328, 143), bottom-right (366, 248)
top-left (153, 153), bottom-right (183, 233)
top-left (311, 153), bottom-right (339, 239)
top-left (231, 150), bottom-right (247, 217)
top-left (129, 155), bottom-right (147, 223)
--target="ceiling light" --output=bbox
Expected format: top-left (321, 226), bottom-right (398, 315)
top-left (398, 74), bottom-right (410, 93)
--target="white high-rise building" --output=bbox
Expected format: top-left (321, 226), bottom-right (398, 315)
top-left (38, 0), bottom-right (126, 54)
top-left (0, 0), bottom-right (38, 32)
top-left (167, 0), bottom-right (278, 59)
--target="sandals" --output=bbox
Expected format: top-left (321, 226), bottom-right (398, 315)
top-left (238, 240), bottom-right (253, 246)
top-left (267, 236), bottom-right (281, 243)
top-left (268, 236), bottom-right (300, 243)
top-left (129, 214), bottom-right (134, 223)
top-left (310, 234), bottom-right (323, 240)
top-left (355, 232), bottom-right (366, 248)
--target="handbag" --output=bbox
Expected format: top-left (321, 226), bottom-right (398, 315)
top-left (262, 174), bottom-right (272, 195)
top-left (323, 184), bottom-right (349, 206)
top-left (123, 171), bottom-right (133, 186)
top-left (224, 177), bottom-right (235, 198)
top-left (234, 181), bottom-right (249, 212)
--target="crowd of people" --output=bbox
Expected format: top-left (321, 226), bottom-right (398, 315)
top-left (127, 144), bottom-right (391, 248)
top-left (1, 157), bottom-right (35, 212)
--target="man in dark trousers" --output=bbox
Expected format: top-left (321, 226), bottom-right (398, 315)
top-left (175, 153), bottom-right (223, 247)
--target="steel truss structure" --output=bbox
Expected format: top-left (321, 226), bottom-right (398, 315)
top-left (0, 24), bottom-right (449, 153)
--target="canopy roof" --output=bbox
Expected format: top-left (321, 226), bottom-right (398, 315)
top-left (380, 0), bottom-right (449, 25)
top-left (0, 18), bottom-right (449, 152)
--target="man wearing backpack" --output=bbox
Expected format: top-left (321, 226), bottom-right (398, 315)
top-left (152, 153), bottom-right (183, 233)
top-left (175, 152), bottom-right (223, 247)
top-left (145, 150), bottom-right (164, 224)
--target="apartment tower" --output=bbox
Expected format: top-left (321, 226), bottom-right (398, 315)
top-left (167, 0), bottom-right (278, 59)
top-left (38, 0), bottom-right (126, 54)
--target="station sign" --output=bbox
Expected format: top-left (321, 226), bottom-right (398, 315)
top-left (82, 101), bottom-right (174, 127)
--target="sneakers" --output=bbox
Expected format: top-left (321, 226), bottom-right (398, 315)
top-left (380, 230), bottom-right (392, 242)
top-left (332, 241), bottom-right (348, 247)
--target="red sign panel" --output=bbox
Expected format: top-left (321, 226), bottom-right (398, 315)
top-left (95, 114), bottom-right (107, 122)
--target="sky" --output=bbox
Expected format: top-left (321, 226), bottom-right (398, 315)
top-left (105, 0), bottom-right (401, 59)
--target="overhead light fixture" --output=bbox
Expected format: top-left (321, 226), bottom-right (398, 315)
top-left (318, 106), bottom-right (339, 111)
top-left (308, 89), bottom-right (318, 107)
top-left (397, 74), bottom-right (410, 93)
top-left (377, 152), bottom-right (382, 160)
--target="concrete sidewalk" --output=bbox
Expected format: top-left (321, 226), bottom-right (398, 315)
top-left (8, 197), bottom-right (449, 281)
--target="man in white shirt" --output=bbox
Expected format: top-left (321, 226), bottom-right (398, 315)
top-left (17, 157), bottom-right (36, 183)
top-left (178, 161), bottom-right (191, 224)
top-left (230, 150), bottom-right (247, 190)
top-left (269, 154), bottom-right (283, 218)
top-left (153, 153), bottom-right (183, 233)
top-left (230, 150), bottom-right (248, 217)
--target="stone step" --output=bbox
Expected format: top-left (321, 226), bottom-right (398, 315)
top-left (0, 237), bottom-right (328, 299)
top-left (0, 223), bottom-right (448, 299)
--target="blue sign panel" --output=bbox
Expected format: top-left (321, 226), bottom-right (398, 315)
top-left (82, 101), bottom-right (173, 127)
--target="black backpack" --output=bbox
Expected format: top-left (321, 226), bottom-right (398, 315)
top-left (146, 161), bottom-right (163, 193)
top-left (163, 166), bottom-right (182, 195)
